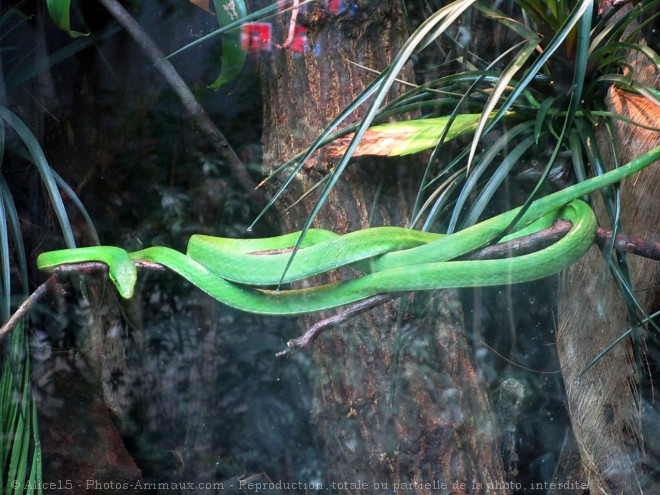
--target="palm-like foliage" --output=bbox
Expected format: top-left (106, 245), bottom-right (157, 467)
top-left (0, 109), bottom-right (51, 495)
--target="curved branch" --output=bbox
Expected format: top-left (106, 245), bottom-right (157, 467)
top-left (97, 0), bottom-right (266, 209)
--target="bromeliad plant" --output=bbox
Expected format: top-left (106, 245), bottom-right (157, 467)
top-left (0, 104), bottom-right (101, 494)
top-left (258, 0), bottom-right (659, 226)
top-left (250, 0), bottom-right (660, 326)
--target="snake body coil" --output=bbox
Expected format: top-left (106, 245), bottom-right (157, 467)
top-left (37, 145), bottom-right (660, 315)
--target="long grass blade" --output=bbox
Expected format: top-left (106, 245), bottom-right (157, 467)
top-left (7, 26), bottom-right (120, 91)
top-left (0, 184), bottom-right (10, 323)
top-left (395, 40), bottom-right (528, 223)
top-left (533, 96), bottom-right (556, 143)
top-left (481, 0), bottom-right (595, 143)
top-left (568, 128), bottom-right (587, 185)
top-left (486, 2), bottom-right (592, 241)
top-left (406, 43), bottom-right (529, 224)
top-left (447, 121), bottom-right (534, 233)
top-left (6, 346), bottom-right (28, 495)
top-left (0, 108), bottom-right (76, 248)
top-left (0, 118), bottom-right (4, 165)
top-left (605, 256), bottom-right (658, 336)
top-left (51, 171), bottom-right (100, 245)
top-left (29, 402), bottom-right (43, 495)
top-left (1, 320), bottom-right (38, 495)
top-left (164, 0), bottom-right (314, 61)
top-left (466, 38), bottom-right (538, 170)
top-left (419, 168), bottom-right (466, 231)
top-left (461, 135), bottom-right (536, 228)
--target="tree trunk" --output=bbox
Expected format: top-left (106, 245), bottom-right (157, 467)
top-left (557, 39), bottom-right (660, 494)
top-left (253, 2), bottom-right (507, 492)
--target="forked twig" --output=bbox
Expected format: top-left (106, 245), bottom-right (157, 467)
top-left (274, 293), bottom-right (399, 357)
top-left (0, 277), bottom-right (59, 340)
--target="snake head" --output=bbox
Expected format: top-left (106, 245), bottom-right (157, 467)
top-left (107, 250), bottom-right (138, 299)
top-left (37, 246), bottom-right (137, 299)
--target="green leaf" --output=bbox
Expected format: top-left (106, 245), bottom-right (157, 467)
top-left (534, 96), bottom-right (555, 143)
top-left (466, 38), bottom-right (539, 169)
top-left (367, 113), bottom-right (501, 156)
top-left (461, 135), bottom-right (535, 228)
top-left (447, 122), bottom-right (534, 233)
top-left (45, 0), bottom-right (88, 38)
top-left (475, 2), bottom-right (538, 40)
top-left (210, 0), bottom-right (247, 89)
top-left (0, 108), bottom-right (77, 248)
top-left (0, 185), bottom-right (10, 321)
top-left (0, 177), bottom-right (28, 296)
top-left (1, 322), bottom-right (41, 495)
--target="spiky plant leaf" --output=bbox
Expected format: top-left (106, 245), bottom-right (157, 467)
top-left (0, 108), bottom-right (76, 248)
top-left (210, 0), bottom-right (247, 89)
top-left (327, 113), bottom-right (505, 158)
top-left (45, 0), bottom-right (88, 37)
top-left (271, 0), bottom-right (479, 284)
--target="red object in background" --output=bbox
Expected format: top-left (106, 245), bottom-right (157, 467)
top-left (241, 23), bottom-right (272, 53)
top-left (290, 24), bottom-right (308, 53)
top-left (327, 0), bottom-right (343, 14)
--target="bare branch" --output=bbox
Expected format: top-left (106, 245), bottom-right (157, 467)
top-left (97, 0), bottom-right (266, 209)
top-left (0, 277), bottom-right (58, 341)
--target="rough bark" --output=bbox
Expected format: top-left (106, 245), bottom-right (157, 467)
top-left (254, 2), bottom-right (507, 492)
top-left (557, 47), bottom-right (660, 494)
top-left (31, 276), bottom-right (140, 491)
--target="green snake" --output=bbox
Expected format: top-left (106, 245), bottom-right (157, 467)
top-left (37, 145), bottom-right (659, 315)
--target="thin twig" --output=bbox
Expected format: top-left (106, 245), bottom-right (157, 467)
top-left (275, 294), bottom-right (400, 357)
top-left (97, 0), bottom-right (266, 209)
top-left (275, 0), bottom-right (300, 50)
top-left (0, 277), bottom-right (59, 341)
top-left (0, 261), bottom-right (163, 340)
